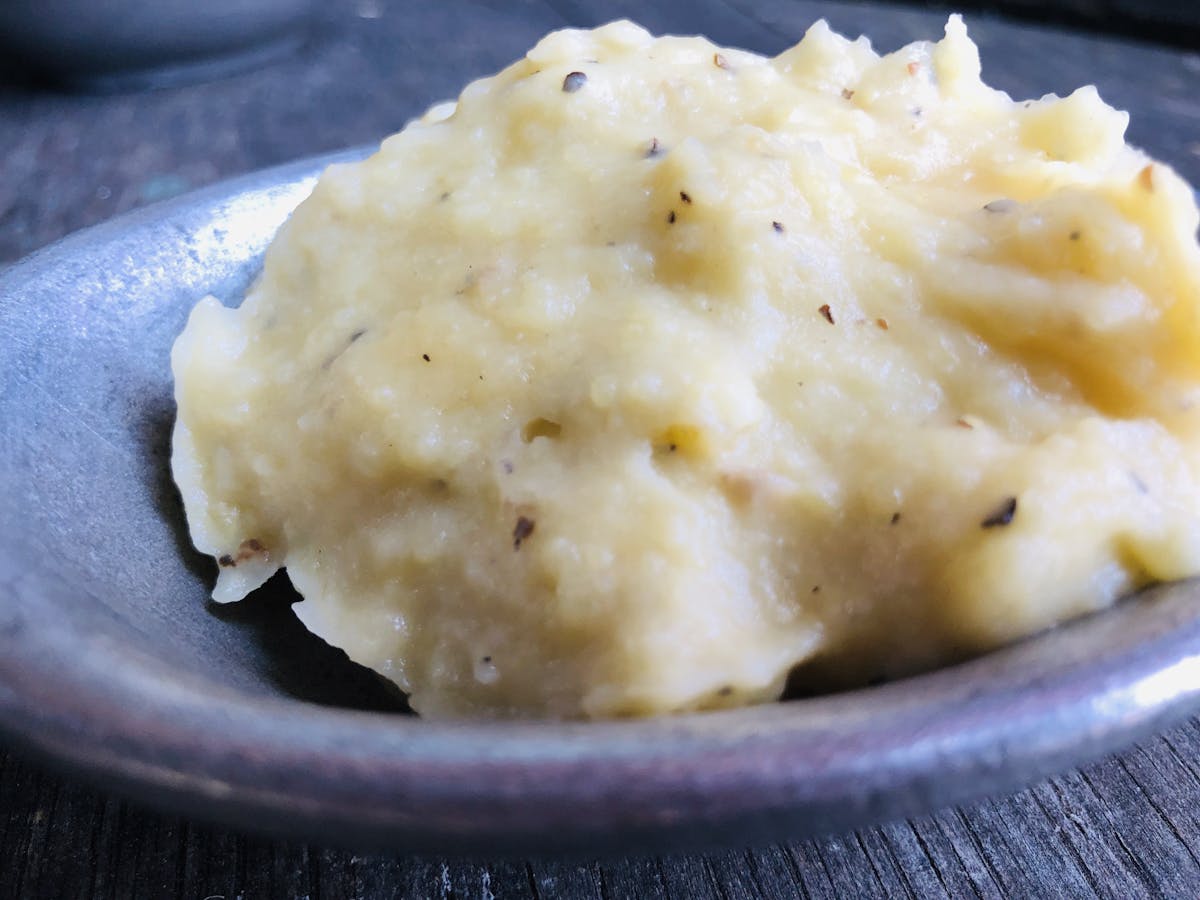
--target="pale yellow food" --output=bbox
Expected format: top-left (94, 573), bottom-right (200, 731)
top-left (172, 17), bottom-right (1200, 719)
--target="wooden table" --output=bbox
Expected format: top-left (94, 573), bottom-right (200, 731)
top-left (3, 1), bottom-right (1200, 895)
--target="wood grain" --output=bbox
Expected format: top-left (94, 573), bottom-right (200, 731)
top-left (3, 0), bottom-right (1200, 895)
top-left (6, 730), bottom-right (1200, 898)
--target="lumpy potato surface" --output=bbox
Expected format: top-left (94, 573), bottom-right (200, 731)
top-left (172, 18), bottom-right (1200, 718)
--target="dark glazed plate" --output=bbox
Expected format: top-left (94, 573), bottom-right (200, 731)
top-left (2, 149), bottom-right (1200, 855)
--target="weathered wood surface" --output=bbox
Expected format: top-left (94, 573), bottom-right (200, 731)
top-left (6, 729), bottom-right (1200, 898)
top-left (3, 0), bottom-right (1200, 896)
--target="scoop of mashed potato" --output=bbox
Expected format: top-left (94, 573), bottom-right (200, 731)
top-left (172, 17), bottom-right (1200, 718)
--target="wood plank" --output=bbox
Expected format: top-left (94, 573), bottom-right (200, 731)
top-left (6, 722), bottom-right (1200, 895)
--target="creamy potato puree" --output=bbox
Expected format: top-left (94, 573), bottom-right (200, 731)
top-left (172, 17), bottom-right (1200, 718)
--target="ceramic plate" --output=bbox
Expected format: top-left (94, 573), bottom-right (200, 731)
top-left (2, 149), bottom-right (1199, 854)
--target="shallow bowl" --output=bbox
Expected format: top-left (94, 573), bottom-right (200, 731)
top-left (2, 150), bottom-right (1199, 854)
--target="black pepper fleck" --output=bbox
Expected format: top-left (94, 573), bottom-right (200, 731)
top-left (667, 210), bottom-right (676, 224)
top-left (818, 304), bottom-right (835, 324)
top-left (502, 460), bottom-right (514, 474)
top-left (482, 655), bottom-right (492, 664)
top-left (422, 353), bottom-right (430, 362)
top-left (890, 512), bottom-right (901, 525)
top-left (772, 221), bottom-right (784, 233)
top-left (218, 554), bottom-right (235, 567)
top-left (981, 496), bottom-right (1018, 528)
top-left (668, 443), bottom-right (677, 452)
top-left (812, 585), bottom-right (820, 594)
top-left (841, 87), bottom-right (856, 100)
top-left (562, 71), bottom-right (587, 93)
top-left (349, 329), bottom-right (365, 343)
top-left (717, 686), bottom-right (733, 696)
top-left (646, 137), bottom-right (663, 158)
top-left (513, 516), bottom-right (536, 549)
top-left (1069, 230), bottom-right (1081, 241)
top-left (679, 191), bottom-right (692, 204)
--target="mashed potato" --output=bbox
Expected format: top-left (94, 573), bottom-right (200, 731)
top-left (172, 17), bottom-right (1200, 718)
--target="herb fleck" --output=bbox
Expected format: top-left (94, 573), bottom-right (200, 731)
top-left (981, 496), bottom-right (1018, 528)
top-left (818, 304), bottom-right (835, 325)
top-left (322, 329), bottom-right (368, 370)
top-left (1139, 164), bottom-right (1155, 192)
top-left (983, 198), bottom-right (1016, 214)
top-left (841, 88), bottom-right (855, 100)
top-left (513, 516), bottom-right (536, 549)
top-left (221, 539), bottom-right (266, 567)
top-left (522, 417), bottom-right (562, 443)
top-left (876, 317), bottom-right (889, 330)
top-left (955, 417), bottom-right (974, 429)
top-left (562, 71), bottom-right (587, 93)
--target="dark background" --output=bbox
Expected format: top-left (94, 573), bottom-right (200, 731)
top-left (2, 1), bottom-right (1200, 897)
top-left (926, 0), bottom-right (1199, 48)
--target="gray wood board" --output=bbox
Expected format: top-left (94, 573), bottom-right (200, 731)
top-left (3, 0), bottom-right (1200, 895)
